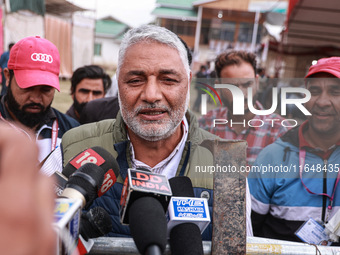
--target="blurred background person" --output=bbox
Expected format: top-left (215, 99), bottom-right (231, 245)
top-left (192, 64), bottom-right (208, 112)
top-left (0, 42), bottom-right (14, 96)
top-left (66, 65), bottom-right (111, 122)
top-left (79, 96), bottom-right (120, 124)
top-left (199, 50), bottom-right (289, 165)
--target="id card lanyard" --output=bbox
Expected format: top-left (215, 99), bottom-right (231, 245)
top-left (299, 149), bottom-right (340, 222)
top-left (50, 119), bottom-right (59, 151)
top-left (0, 112), bottom-right (59, 151)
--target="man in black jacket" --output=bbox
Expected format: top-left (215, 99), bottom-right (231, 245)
top-left (66, 65), bottom-right (111, 122)
top-left (0, 36), bottom-right (79, 162)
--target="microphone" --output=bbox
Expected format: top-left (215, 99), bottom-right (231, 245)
top-left (168, 176), bottom-right (195, 197)
top-left (63, 146), bottom-right (120, 197)
top-left (53, 171), bottom-right (68, 196)
top-left (120, 168), bottom-right (172, 255)
top-left (168, 176), bottom-right (210, 255)
top-left (76, 206), bottom-right (113, 255)
top-left (80, 207), bottom-right (112, 241)
top-left (119, 168), bottom-right (172, 224)
top-left (54, 198), bottom-right (83, 255)
top-left (61, 163), bottom-right (105, 209)
top-left (129, 196), bottom-right (167, 255)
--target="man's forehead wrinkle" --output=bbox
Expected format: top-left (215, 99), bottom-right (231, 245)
top-left (159, 69), bottom-right (181, 75)
top-left (124, 69), bottom-right (181, 76)
top-left (126, 70), bottom-right (145, 76)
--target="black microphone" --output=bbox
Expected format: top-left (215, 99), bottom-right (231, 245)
top-left (168, 176), bottom-right (209, 255)
top-left (129, 196), bottom-right (167, 255)
top-left (120, 168), bottom-right (172, 224)
top-left (62, 146), bottom-right (120, 197)
top-left (80, 207), bottom-right (112, 241)
top-left (168, 176), bottom-right (195, 197)
top-left (61, 163), bottom-right (105, 209)
top-left (119, 168), bottom-right (172, 255)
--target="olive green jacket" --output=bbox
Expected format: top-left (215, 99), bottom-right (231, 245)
top-left (61, 110), bottom-right (220, 240)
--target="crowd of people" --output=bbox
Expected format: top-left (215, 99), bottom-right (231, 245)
top-left (1, 24), bottom-right (340, 254)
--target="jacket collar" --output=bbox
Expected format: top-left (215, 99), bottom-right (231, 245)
top-left (280, 124), bottom-right (300, 148)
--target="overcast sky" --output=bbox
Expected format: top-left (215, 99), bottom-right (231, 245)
top-left (69, 0), bottom-right (157, 27)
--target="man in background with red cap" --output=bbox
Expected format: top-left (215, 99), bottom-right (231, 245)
top-left (0, 36), bottom-right (79, 163)
top-left (248, 57), bottom-right (340, 245)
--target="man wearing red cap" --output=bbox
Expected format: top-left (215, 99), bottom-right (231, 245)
top-left (0, 36), bottom-right (79, 163)
top-left (248, 57), bottom-right (340, 245)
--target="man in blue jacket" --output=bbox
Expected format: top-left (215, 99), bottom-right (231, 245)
top-left (249, 57), bottom-right (340, 245)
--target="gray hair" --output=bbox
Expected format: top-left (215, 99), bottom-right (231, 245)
top-left (116, 25), bottom-right (190, 79)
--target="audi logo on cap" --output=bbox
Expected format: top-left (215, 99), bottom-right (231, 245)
top-left (31, 53), bottom-right (53, 63)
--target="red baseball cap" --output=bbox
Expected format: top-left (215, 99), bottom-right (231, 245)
top-left (305, 57), bottom-right (340, 78)
top-left (7, 36), bottom-right (60, 91)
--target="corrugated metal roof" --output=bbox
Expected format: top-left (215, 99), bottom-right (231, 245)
top-left (46, 0), bottom-right (87, 15)
top-left (95, 19), bottom-right (129, 38)
top-left (156, 0), bottom-right (197, 9)
top-left (152, 7), bottom-right (198, 20)
top-left (9, 0), bottom-right (88, 16)
top-left (283, 0), bottom-right (340, 49)
top-left (10, 0), bottom-right (45, 15)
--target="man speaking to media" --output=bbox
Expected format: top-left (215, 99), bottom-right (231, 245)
top-left (43, 25), bottom-right (253, 241)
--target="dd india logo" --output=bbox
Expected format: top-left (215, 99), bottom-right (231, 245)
top-left (199, 83), bottom-right (311, 128)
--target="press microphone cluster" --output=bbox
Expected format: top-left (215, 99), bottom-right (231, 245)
top-left (54, 162), bottom-right (106, 255)
top-left (52, 146), bottom-right (120, 255)
top-left (119, 169), bottom-right (210, 255)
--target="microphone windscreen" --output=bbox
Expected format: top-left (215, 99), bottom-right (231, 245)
top-left (89, 207), bottom-right (112, 235)
top-left (80, 207), bottom-right (112, 241)
top-left (129, 196), bottom-right (167, 254)
top-left (67, 163), bottom-right (105, 205)
top-left (169, 176), bottom-right (195, 197)
top-left (63, 146), bottom-right (120, 179)
top-left (170, 223), bottom-right (204, 255)
top-left (90, 146), bottom-right (120, 176)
